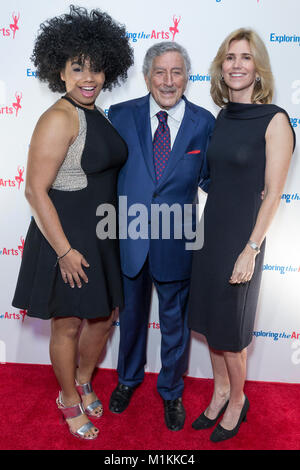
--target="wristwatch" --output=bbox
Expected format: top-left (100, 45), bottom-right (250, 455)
top-left (247, 240), bottom-right (260, 254)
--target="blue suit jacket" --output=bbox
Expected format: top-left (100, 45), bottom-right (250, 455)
top-left (109, 94), bottom-right (215, 281)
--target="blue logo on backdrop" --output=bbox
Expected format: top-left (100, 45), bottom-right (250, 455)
top-left (26, 68), bottom-right (38, 78)
top-left (189, 74), bottom-right (211, 83)
top-left (253, 330), bottom-right (291, 341)
top-left (263, 263), bottom-right (300, 274)
top-left (270, 33), bottom-right (300, 46)
top-left (290, 117), bottom-right (300, 128)
top-left (281, 193), bottom-right (300, 204)
top-left (253, 330), bottom-right (300, 343)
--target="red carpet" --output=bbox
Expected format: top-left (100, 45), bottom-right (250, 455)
top-left (0, 363), bottom-right (299, 450)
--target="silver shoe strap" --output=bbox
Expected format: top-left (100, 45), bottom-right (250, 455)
top-left (76, 421), bottom-right (96, 438)
top-left (85, 399), bottom-right (103, 414)
top-left (57, 391), bottom-right (85, 419)
top-left (76, 380), bottom-right (93, 396)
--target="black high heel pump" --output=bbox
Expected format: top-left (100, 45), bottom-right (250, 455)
top-left (210, 395), bottom-right (249, 442)
top-left (192, 400), bottom-right (229, 430)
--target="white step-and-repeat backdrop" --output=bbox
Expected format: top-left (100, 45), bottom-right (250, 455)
top-left (0, 0), bottom-right (299, 383)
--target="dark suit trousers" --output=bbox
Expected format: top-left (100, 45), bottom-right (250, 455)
top-left (117, 258), bottom-right (190, 400)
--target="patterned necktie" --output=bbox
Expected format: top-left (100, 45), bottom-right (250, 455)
top-left (153, 111), bottom-right (171, 181)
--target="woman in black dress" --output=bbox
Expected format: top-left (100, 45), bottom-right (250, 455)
top-left (12, 6), bottom-right (133, 440)
top-left (188, 28), bottom-right (295, 442)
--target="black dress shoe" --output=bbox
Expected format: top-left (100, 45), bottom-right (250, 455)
top-left (109, 383), bottom-right (136, 414)
top-left (192, 400), bottom-right (229, 430)
top-left (163, 397), bottom-right (186, 431)
top-left (210, 395), bottom-right (250, 443)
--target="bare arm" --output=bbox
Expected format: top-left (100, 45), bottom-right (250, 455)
top-left (230, 112), bottom-right (294, 284)
top-left (25, 106), bottom-right (89, 288)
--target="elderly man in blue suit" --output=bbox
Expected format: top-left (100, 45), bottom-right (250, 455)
top-left (109, 42), bottom-right (215, 431)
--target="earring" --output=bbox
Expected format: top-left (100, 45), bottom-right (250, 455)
top-left (255, 76), bottom-right (261, 82)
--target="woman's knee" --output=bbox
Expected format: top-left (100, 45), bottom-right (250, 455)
top-left (87, 310), bottom-right (117, 335)
top-left (51, 316), bottom-right (82, 340)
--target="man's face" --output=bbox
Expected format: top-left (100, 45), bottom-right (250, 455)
top-left (144, 51), bottom-right (188, 110)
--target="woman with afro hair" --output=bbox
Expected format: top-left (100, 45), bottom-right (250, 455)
top-left (12, 5), bottom-right (133, 440)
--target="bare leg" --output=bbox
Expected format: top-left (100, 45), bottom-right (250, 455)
top-left (220, 348), bottom-right (247, 430)
top-left (76, 310), bottom-right (117, 414)
top-left (50, 316), bottom-right (98, 438)
top-left (205, 348), bottom-right (231, 419)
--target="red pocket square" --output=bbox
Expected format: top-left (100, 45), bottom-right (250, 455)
top-left (187, 150), bottom-right (201, 154)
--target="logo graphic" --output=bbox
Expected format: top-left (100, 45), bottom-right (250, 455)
top-left (253, 329), bottom-right (300, 342)
top-left (20, 309), bottom-right (27, 322)
top-left (263, 263), bottom-right (300, 275)
top-left (113, 320), bottom-right (160, 330)
top-left (0, 309), bottom-right (27, 322)
top-left (169, 16), bottom-right (181, 41)
top-left (12, 92), bottom-right (22, 117)
top-left (290, 117), bottom-right (300, 128)
top-left (126, 15), bottom-right (182, 44)
top-left (26, 68), bottom-right (38, 78)
top-left (281, 193), bottom-right (300, 204)
top-left (270, 33), bottom-right (300, 47)
top-left (10, 12), bottom-right (20, 39)
top-left (1, 12), bottom-right (20, 39)
top-left (0, 236), bottom-right (24, 257)
top-left (18, 237), bottom-right (25, 257)
top-left (0, 166), bottom-right (25, 189)
top-left (15, 166), bottom-right (24, 189)
top-left (189, 74), bottom-right (211, 83)
top-left (0, 91), bottom-right (23, 117)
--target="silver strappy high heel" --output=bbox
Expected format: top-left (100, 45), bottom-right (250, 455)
top-left (75, 379), bottom-right (103, 418)
top-left (56, 391), bottom-right (99, 440)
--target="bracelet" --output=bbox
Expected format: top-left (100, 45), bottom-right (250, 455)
top-left (247, 240), bottom-right (260, 254)
top-left (55, 247), bottom-right (72, 266)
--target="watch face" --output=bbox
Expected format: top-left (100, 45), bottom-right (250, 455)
top-left (248, 241), bottom-right (259, 251)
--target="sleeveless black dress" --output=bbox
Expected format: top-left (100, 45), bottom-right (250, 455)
top-left (12, 96), bottom-right (127, 319)
top-left (188, 102), bottom-right (295, 351)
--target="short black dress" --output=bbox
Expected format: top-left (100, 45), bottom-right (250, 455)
top-left (188, 102), bottom-right (295, 351)
top-left (12, 96), bottom-right (127, 319)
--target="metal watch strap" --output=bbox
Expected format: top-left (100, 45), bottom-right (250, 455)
top-left (248, 240), bottom-right (260, 253)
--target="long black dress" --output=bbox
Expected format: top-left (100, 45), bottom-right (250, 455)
top-left (188, 102), bottom-right (295, 351)
top-left (12, 96), bottom-right (127, 319)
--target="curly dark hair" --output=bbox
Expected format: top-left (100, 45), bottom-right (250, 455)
top-left (31, 5), bottom-right (134, 93)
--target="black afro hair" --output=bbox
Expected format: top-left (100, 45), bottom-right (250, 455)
top-left (31, 4), bottom-right (134, 93)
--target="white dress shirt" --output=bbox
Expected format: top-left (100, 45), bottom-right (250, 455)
top-left (149, 94), bottom-right (186, 149)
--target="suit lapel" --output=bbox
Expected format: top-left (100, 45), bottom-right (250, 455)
top-left (156, 98), bottom-right (197, 190)
top-left (133, 95), bottom-right (156, 183)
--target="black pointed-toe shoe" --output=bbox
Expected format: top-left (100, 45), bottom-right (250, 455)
top-left (210, 395), bottom-right (250, 443)
top-left (109, 383), bottom-right (136, 414)
top-left (192, 400), bottom-right (229, 430)
top-left (163, 397), bottom-right (186, 431)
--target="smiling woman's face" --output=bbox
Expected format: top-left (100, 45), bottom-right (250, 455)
top-left (60, 58), bottom-right (105, 109)
top-left (222, 39), bottom-right (258, 103)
